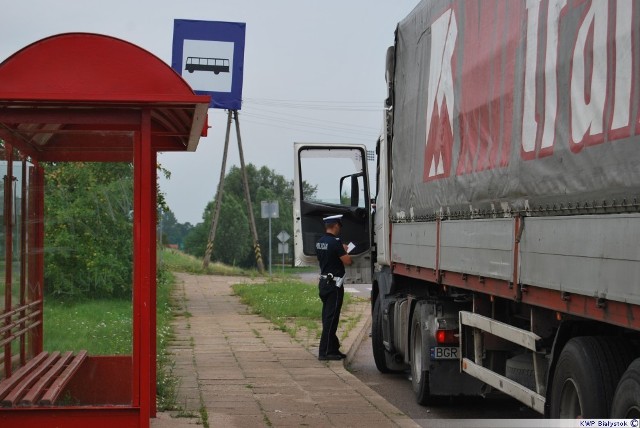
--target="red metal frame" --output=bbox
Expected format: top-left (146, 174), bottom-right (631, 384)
top-left (0, 33), bottom-right (209, 427)
top-left (28, 165), bottom-right (45, 358)
top-left (3, 146), bottom-right (13, 378)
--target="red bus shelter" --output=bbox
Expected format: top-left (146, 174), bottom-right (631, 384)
top-left (0, 33), bottom-right (209, 427)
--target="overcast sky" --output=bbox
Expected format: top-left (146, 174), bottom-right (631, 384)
top-left (1, 0), bottom-right (420, 224)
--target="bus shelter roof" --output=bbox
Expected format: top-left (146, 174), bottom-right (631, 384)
top-left (0, 32), bottom-right (210, 162)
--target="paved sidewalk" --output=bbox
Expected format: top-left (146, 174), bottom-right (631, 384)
top-left (152, 273), bottom-right (418, 428)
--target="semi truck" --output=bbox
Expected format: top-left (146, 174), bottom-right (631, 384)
top-left (293, 0), bottom-right (640, 419)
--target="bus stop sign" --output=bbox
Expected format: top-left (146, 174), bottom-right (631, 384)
top-left (172, 19), bottom-right (246, 110)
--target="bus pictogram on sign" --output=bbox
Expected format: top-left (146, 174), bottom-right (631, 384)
top-left (185, 57), bottom-right (230, 74)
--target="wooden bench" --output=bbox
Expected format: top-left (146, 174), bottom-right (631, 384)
top-left (0, 350), bottom-right (87, 407)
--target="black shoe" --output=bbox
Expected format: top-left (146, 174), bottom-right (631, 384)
top-left (336, 351), bottom-right (347, 359)
top-left (318, 354), bottom-right (342, 361)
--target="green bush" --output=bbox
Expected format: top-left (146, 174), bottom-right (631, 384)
top-left (44, 162), bottom-right (133, 299)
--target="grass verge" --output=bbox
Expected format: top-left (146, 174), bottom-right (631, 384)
top-left (44, 299), bottom-right (132, 354)
top-left (159, 248), bottom-right (254, 277)
top-left (232, 277), bottom-right (363, 346)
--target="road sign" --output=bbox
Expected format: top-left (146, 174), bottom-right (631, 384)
top-left (172, 20), bottom-right (246, 110)
top-left (277, 231), bottom-right (290, 243)
top-left (261, 201), bottom-right (279, 219)
top-left (278, 243), bottom-right (289, 254)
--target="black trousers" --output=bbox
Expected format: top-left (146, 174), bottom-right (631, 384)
top-left (318, 278), bottom-right (345, 356)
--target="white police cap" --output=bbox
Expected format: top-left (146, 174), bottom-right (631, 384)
top-left (323, 214), bottom-right (343, 225)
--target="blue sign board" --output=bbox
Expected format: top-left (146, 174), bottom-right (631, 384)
top-left (172, 20), bottom-right (246, 110)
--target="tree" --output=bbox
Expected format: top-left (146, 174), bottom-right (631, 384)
top-left (183, 164), bottom-right (314, 269)
top-left (183, 194), bottom-right (251, 265)
top-left (182, 216), bottom-right (208, 258)
top-left (159, 208), bottom-right (193, 248)
top-left (44, 162), bottom-right (134, 299)
top-left (215, 194), bottom-right (252, 266)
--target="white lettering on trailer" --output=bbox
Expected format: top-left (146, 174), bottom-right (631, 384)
top-left (612, 0), bottom-right (633, 131)
top-left (570, 1), bottom-right (608, 145)
top-left (523, 0), bottom-right (634, 155)
top-left (571, 0), bottom-right (633, 148)
top-left (522, 0), bottom-right (566, 155)
top-left (423, 1), bottom-right (637, 181)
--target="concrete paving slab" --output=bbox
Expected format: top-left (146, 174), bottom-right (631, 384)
top-left (151, 273), bottom-right (418, 428)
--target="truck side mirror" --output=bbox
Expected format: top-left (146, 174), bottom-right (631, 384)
top-left (350, 174), bottom-right (360, 207)
top-left (340, 174), bottom-right (360, 207)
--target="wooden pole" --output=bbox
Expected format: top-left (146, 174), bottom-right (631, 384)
top-left (202, 110), bottom-right (233, 269)
top-left (233, 110), bottom-right (265, 274)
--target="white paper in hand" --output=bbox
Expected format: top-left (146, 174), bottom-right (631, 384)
top-left (346, 242), bottom-right (356, 254)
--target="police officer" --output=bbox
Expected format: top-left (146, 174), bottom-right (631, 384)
top-left (316, 214), bottom-right (352, 360)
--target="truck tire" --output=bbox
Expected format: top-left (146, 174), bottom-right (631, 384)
top-left (611, 358), bottom-right (640, 418)
top-left (550, 337), bottom-right (636, 418)
top-left (410, 306), bottom-right (430, 405)
top-left (372, 296), bottom-right (392, 373)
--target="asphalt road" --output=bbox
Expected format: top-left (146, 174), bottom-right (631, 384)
top-left (348, 333), bottom-right (542, 426)
top-left (297, 273), bottom-right (542, 424)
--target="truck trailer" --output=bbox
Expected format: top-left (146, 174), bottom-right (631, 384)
top-left (293, 0), bottom-right (640, 419)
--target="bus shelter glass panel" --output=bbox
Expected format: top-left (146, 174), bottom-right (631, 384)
top-left (41, 161), bottom-right (134, 407)
top-left (0, 148), bottom-right (39, 378)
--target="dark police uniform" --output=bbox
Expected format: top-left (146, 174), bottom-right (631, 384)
top-left (316, 228), bottom-right (347, 359)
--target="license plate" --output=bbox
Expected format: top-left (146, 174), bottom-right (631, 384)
top-left (430, 346), bottom-right (459, 360)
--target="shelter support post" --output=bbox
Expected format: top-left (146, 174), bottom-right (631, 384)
top-left (28, 164), bottom-right (44, 358)
top-left (3, 145), bottom-right (13, 378)
top-left (133, 108), bottom-right (155, 426)
top-left (19, 158), bottom-right (27, 366)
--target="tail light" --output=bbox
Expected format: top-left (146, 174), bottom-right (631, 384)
top-left (436, 329), bottom-right (459, 345)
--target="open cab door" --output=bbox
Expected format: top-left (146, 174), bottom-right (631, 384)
top-left (293, 143), bottom-right (371, 283)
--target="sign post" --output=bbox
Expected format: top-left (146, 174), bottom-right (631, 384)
top-left (277, 230), bottom-right (290, 274)
top-left (261, 201), bottom-right (279, 276)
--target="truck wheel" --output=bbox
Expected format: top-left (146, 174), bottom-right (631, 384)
top-left (550, 337), bottom-right (636, 418)
top-left (410, 306), bottom-right (430, 405)
top-left (372, 296), bottom-right (391, 373)
top-left (611, 358), bottom-right (640, 418)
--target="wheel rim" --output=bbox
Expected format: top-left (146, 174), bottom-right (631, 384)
top-left (412, 325), bottom-right (423, 383)
top-left (559, 378), bottom-right (582, 418)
